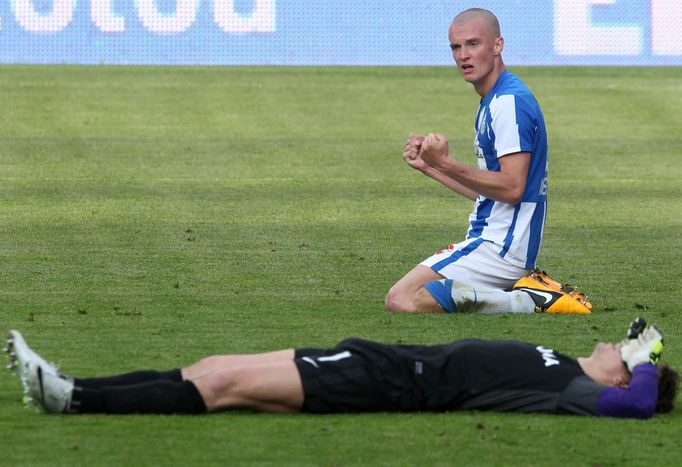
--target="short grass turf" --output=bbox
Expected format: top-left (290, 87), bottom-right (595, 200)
top-left (1, 65), bottom-right (681, 466)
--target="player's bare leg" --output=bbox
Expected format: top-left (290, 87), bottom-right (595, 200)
top-left (192, 360), bottom-right (304, 413)
top-left (385, 265), bottom-right (444, 313)
top-left (387, 266), bottom-right (538, 314)
top-left (182, 349), bottom-right (295, 381)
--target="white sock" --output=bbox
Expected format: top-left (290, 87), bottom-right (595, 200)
top-left (450, 283), bottom-right (536, 314)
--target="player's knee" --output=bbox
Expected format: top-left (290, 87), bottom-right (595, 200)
top-left (201, 367), bottom-right (243, 409)
top-left (196, 355), bottom-right (223, 368)
top-left (384, 286), bottom-right (416, 313)
top-left (187, 355), bottom-right (232, 378)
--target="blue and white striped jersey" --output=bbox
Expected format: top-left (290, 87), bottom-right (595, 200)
top-left (466, 70), bottom-right (548, 269)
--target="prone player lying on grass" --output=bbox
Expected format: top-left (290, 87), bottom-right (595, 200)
top-left (5, 319), bottom-right (677, 419)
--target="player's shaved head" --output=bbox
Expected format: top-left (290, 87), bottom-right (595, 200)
top-left (451, 8), bottom-right (500, 38)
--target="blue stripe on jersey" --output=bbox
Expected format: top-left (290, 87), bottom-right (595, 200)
top-left (484, 142), bottom-right (501, 170)
top-left (467, 198), bottom-right (494, 238)
top-left (499, 204), bottom-right (521, 258)
top-left (525, 202), bottom-right (546, 268)
top-left (431, 238), bottom-right (485, 271)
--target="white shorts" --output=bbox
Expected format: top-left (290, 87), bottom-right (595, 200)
top-left (420, 238), bottom-right (529, 290)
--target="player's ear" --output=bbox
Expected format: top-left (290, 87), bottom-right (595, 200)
top-left (494, 37), bottom-right (504, 55)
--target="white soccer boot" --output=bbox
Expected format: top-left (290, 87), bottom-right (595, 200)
top-left (4, 330), bottom-right (61, 405)
top-left (25, 360), bottom-right (75, 414)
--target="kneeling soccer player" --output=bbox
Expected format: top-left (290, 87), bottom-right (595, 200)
top-left (5, 319), bottom-right (677, 418)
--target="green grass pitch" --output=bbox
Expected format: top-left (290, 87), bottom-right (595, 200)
top-left (1, 65), bottom-right (681, 465)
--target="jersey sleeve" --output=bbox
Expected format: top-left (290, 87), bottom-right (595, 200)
top-left (596, 363), bottom-right (658, 419)
top-left (555, 376), bottom-right (604, 416)
top-left (556, 364), bottom-right (658, 418)
top-left (489, 94), bottom-right (537, 158)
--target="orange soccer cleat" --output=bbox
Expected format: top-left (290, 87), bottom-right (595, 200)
top-left (513, 269), bottom-right (592, 314)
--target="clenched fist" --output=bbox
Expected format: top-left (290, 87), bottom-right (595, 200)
top-left (403, 133), bottom-right (428, 172)
top-left (419, 133), bottom-right (449, 168)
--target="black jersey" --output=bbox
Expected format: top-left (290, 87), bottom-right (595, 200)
top-left (437, 339), bottom-right (599, 414)
top-left (295, 338), bottom-right (606, 415)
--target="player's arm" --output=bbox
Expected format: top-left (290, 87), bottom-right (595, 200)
top-left (598, 323), bottom-right (666, 419)
top-left (402, 134), bottom-right (478, 201)
top-left (420, 133), bottom-right (529, 205)
top-left (597, 364), bottom-right (658, 419)
top-left (419, 165), bottom-right (479, 201)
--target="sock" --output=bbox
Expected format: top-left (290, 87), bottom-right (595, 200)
top-left (75, 369), bottom-right (182, 389)
top-left (425, 279), bottom-right (536, 314)
top-left (71, 380), bottom-right (207, 414)
top-left (425, 279), bottom-right (457, 312)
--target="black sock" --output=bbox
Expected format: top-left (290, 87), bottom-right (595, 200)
top-left (75, 369), bottom-right (182, 389)
top-left (71, 380), bottom-right (207, 414)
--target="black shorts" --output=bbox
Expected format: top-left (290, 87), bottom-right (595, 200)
top-left (294, 338), bottom-right (468, 413)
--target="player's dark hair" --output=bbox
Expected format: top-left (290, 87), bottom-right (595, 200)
top-left (656, 364), bottom-right (679, 413)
